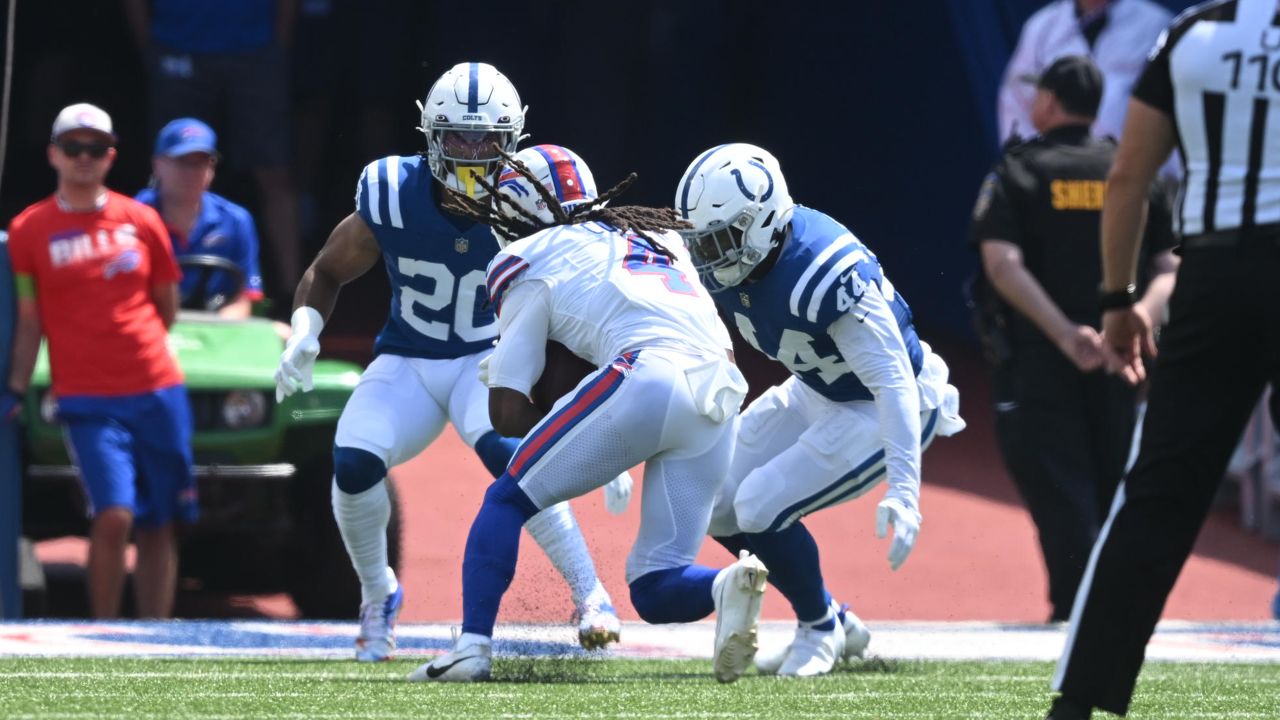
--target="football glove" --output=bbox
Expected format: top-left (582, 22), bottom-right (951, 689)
top-left (603, 471), bottom-right (633, 515)
top-left (875, 496), bottom-right (921, 571)
top-left (275, 307), bottom-right (324, 402)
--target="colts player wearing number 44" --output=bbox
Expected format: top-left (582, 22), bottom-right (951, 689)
top-left (274, 62), bottom-right (625, 661)
top-left (676, 144), bottom-right (966, 677)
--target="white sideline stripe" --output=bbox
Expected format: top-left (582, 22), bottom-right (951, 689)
top-left (1, 619), bottom-right (1276, 663)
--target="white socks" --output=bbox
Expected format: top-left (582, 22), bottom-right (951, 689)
top-left (331, 479), bottom-right (394, 604)
top-left (524, 501), bottom-right (606, 607)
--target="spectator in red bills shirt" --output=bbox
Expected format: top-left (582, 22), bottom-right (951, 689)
top-left (136, 118), bottom-right (265, 318)
top-left (2, 103), bottom-right (195, 619)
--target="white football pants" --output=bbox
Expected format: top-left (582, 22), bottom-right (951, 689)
top-left (509, 348), bottom-right (739, 583)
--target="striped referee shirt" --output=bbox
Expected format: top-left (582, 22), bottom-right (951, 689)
top-left (1134, 0), bottom-right (1280, 236)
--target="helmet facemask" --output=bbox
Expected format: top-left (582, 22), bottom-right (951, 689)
top-left (681, 203), bottom-right (776, 292)
top-left (417, 62), bottom-right (526, 199)
top-left (426, 124), bottom-right (520, 198)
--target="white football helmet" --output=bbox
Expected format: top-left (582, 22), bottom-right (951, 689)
top-left (417, 62), bottom-right (526, 198)
top-left (675, 143), bottom-right (794, 292)
top-left (491, 144), bottom-right (598, 245)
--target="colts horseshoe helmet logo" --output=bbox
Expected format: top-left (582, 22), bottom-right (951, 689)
top-left (730, 160), bottom-right (775, 201)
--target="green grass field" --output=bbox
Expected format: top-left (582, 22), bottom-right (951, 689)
top-left (0, 657), bottom-right (1275, 719)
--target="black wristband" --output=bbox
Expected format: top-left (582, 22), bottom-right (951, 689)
top-left (1098, 284), bottom-right (1137, 312)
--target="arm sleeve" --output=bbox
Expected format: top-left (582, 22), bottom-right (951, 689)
top-left (968, 162), bottom-right (1022, 248)
top-left (487, 279), bottom-right (552, 397)
top-left (828, 287), bottom-right (922, 509)
top-left (234, 207), bottom-right (265, 299)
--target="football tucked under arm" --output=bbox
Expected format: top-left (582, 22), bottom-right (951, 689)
top-left (530, 340), bottom-right (595, 414)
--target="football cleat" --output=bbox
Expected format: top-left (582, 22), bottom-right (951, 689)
top-left (408, 639), bottom-right (492, 682)
top-left (711, 550), bottom-right (768, 683)
top-left (753, 641), bottom-right (790, 676)
top-left (573, 601), bottom-right (621, 650)
top-left (355, 584), bottom-right (404, 662)
top-left (838, 603), bottom-right (872, 661)
top-left (757, 601), bottom-right (871, 675)
top-left (777, 622), bottom-right (846, 677)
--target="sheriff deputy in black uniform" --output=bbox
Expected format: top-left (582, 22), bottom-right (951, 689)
top-left (969, 54), bottom-right (1177, 623)
top-left (1048, 2), bottom-right (1280, 718)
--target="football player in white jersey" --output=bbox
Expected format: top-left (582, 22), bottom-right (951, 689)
top-left (273, 63), bottom-right (626, 661)
top-left (409, 146), bottom-right (770, 684)
top-left (675, 144), bottom-right (966, 677)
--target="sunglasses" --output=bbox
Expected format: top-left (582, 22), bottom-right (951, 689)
top-left (57, 140), bottom-right (112, 159)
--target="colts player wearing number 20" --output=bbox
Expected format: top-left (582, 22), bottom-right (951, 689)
top-left (677, 144), bottom-right (966, 677)
top-left (273, 62), bottom-right (623, 662)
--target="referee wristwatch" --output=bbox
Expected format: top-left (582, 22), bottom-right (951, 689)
top-left (1098, 283), bottom-right (1138, 312)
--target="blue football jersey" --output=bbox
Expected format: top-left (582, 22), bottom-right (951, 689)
top-left (719, 206), bottom-right (923, 402)
top-left (355, 154), bottom-right (499, 359)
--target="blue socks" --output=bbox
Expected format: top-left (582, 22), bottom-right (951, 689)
top-left (460, 473), bottom-right (540, 637)
top-left (714, 524), bottom-right (833, 626)
top-left (629, 565), bottom-right (720, 623)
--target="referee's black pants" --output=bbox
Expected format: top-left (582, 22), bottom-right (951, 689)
top-left (1055, 239), bottom-right (1280, 715)
top-left (993, 344), bottom-right (1136, 621)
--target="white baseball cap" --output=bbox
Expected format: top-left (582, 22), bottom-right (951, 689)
top-left (50, 103), bottom-right (115, 142)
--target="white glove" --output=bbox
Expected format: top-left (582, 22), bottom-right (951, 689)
top-left (603, 471), bottom-right (633, 515)
top-left (875, 496), bottom-right (921, 571)
top-left (275, 307), bottom-right (324, 402)
top-left (477, 353), bottom-right (492, 387)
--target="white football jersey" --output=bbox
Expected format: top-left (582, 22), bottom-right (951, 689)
top-left (485, 221), bottom-right (732, 365)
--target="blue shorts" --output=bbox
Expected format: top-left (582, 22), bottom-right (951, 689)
top-left (58, 385), bottom-right (198, 528)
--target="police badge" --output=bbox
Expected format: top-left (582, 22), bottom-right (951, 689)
top-left (454, 237), bottom-right (470, 253)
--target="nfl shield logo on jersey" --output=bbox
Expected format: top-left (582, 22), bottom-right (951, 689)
top-left (454, 237), bottom-right (470, 254)
top-left (739, 292), bottom-right (752, 308)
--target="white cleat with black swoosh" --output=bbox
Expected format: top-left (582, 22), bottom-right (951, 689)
top-left (408, 636), bottom-right (492, 682)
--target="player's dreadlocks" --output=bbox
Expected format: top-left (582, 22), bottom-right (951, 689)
top-left (439, 146), bottom-right (690, 260)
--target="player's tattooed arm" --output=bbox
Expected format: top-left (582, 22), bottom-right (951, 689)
top-left (293, 212), bottom-right (381, 321)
